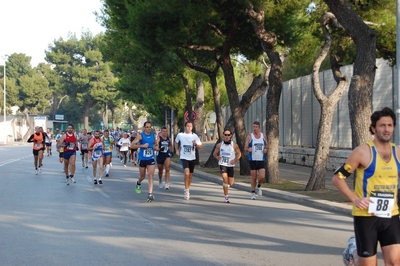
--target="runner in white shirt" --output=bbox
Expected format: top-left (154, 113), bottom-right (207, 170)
top-left (45, 128), bottom-right (53, 156)
top-left (245, 121), bottom-right (268, 200)
top-left (174, 121), bottom-right (202, 200)
top-left (118, 132), bottom-right (131, 167)
top-left (213, 129), bottom-right (241, 203)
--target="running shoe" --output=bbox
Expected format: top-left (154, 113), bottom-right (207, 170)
top-left (136, 183), bottom-right (142, 194)
top-left (224, 195), bottom-right (230, 203)
top-left (184, 189), bottom-right (190, 200)
top-left (85, 165), bottom-right (88, 169)
top-left (342, 236), bottom-right (356, 266)
top-left (66, 177), bottom-right (71, 185)
top-left (82, 162), bottom-right (85, 167)
top-left (94, 179), bottom-right (98, 185)
top-left (147, 194), bottom-right (154, 202)
top-left (35, 169), bottom-right (38, 175)
top-left (165, 183), bottom-right (170, 190)
top-left (39, 167), bottom-right (42, 173)
top-left (250, 193), bottom-right (256, 200)
top-left (159, 181), bottom-right (163, 189)
top-left (256, 185), bottom-right (262, 196)
top-left (105, 174), bottom-right (109, 177)
top-left (70, 177), bottom-right (76, 183)
top-left (124, 165), bottom-right (127, 167)
top-left (98, 179), bottom-right (103, 185)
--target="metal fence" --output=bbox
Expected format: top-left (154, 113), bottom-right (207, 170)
top-left (222, 59), bottom-right (398, 149)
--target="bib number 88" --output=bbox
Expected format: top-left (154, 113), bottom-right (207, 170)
top-left (376, 199), bottom-right (389, 211)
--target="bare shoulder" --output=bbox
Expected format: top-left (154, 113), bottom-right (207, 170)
top-left (347, 144), bottom-right (371, 167)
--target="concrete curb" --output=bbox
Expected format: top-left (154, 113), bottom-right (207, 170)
top-left (170, 161), bottom-right (352, 217)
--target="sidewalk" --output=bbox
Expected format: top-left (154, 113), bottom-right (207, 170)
top-left (170, 141), bottom-right (352, 216)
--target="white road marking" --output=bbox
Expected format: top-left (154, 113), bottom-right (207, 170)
top-left (0, 155), bottom-right (32, 167)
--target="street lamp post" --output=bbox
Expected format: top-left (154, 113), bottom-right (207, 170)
top-left (3, 55), bottom-right (7, 144)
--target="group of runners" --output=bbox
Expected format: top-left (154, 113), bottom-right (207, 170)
top-left (27, 120), bottom-right (269, 204)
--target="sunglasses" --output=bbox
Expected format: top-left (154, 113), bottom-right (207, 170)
top-left (224, 134), bottom-right (231, 136)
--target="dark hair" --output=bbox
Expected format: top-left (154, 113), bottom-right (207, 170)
top-left (143, 121), bottom-right (151, 127)
top-left (369, 107), bottom-right (396, 135)
top-left (184, 121), bottom-right (193, 126)
top-left (68, 124), bottom-right (74, 129)
top-left (223, 129), bottom-right (232, 135)
top-left (253, 121), bottom-right (260, 126)
top-left (161, 126), bottom-right (167, 130)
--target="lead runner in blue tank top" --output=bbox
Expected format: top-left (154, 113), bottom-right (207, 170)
top-left (130, 121), bottom-right (158, 202)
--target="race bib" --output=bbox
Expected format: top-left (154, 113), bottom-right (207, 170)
top-left (254, 143), bottom-right (263, 152)
top-left (68, 142), bottom-right (75, 149)
top-left (368, 191), bottom-right (395, 218)
top-left (161, 144), bottom-right (169, 153)
top-left (183, 145), bottom-right (192, 153)
top-left (221, 156), bottom-right (230, 165)
top-left (82, 143), bottom-right (88, 149)
top-left (36, 143), bottom-right (42, 149)
top-left (144, 148), bottom-right (153, 157)
top-left (94, 150), bottom-right (102, 156)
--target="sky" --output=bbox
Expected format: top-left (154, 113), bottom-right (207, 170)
top-left (1, 0), bottom-right (105, 67)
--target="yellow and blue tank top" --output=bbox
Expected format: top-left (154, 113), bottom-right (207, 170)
top-left (102, 136), bottom-right (114, 153)
top-left (353, 141), bottom-right (400, 216)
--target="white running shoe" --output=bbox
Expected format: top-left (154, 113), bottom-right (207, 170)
top-left (224, 195), bottom-right (230, 203)
top-left (66, 177), bottom-right (71, 185)
top-left (184, 189), bottom-right (190, 200)
top-left (71, 177), bottom-right (76, 183)
top-left (35, 169), bottom-right (38, 175)
top-left (250, 193), bottom-right (256, 200)
top-left (38, 167), bottom-right (42, 173)
top-left (165, 183), bottom-right (170, 190)
top-left (159, 181), bottom-right (163, 189)
top-left (342, 236), bottom-right (356, 266)
top-left (256, 185), bottom-right (262, 196)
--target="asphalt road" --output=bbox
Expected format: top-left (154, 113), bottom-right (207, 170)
top-left (0, 143), bottom-right (384, 265)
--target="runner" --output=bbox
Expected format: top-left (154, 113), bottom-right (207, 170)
top-left (79, 129), bottom-right (90, 168)
top-left (102, 129), bottom-right (115, 177)
top-left (245, 121), bottom-right (268, 200)
top-left (118, 132), bottom-right (131, 167)
top-left (56, 131), bottom-right (65, 170)
top-left (332, 107), bottom-right (400, 266)
top-left (174, 121), bottom-right (202, 200)
top-left (156, 127), bottom-right (173, 190)
top-left (45, 128), bottom-right (53, 156)
top-left (57, 124), bottom-right (78, 185)
top-left (213, 129), bottom-right (242, 203)
top-left (88, 130), bottom-right (104, 185)
top-left (131, 121), bottom-right (158, 202)
top-left (27, 126), bottom-right (47, 175)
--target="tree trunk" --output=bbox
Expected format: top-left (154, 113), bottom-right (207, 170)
top-left (194, 78), bottom-right (204, 138)
top-left (83, 100), bottom-right (92, 130)
top-left (181, 75), bottom-right (200, 164)
top-left (128, 108), bottom-right (139, 130)
top-left (22, 108), bottom-right (32, 141)
top-left (323, 0), bottom-right (376, 148)
top-left (306, 12), bottom-right (349, 191)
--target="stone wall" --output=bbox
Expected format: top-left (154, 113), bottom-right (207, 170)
top-left (278, 147), bottom-right (351, 171)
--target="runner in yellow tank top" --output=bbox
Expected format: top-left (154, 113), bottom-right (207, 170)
top-left (332, 107), bottom-right (400, 266)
